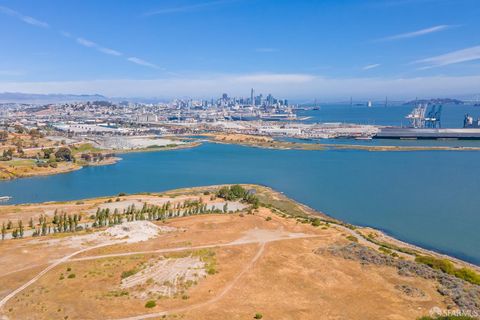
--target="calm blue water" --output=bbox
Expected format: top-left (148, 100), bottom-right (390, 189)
top-left (1, 143), bottom-right (480, 265)
top-left (276, 136), bottom-right (480, 147)
top-left (297, 104), bottom-right (480, 128)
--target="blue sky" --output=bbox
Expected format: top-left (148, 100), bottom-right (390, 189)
top-left (0, 0), bottom-right (479, 100)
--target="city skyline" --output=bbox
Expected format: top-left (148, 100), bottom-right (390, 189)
top-left (1, 0), bottom-right (480, 99)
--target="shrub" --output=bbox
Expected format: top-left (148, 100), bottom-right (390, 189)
top-left (346, 235), bottom-right (358, 243)
top-left (311, 218), bottom-right (321, 227)
top-left (67, 273), bottom-right (75, 279)
top-left (254, 313), bottom-right (263, 319)
top-left (206, 266), bottom-right (216, 275)
top-left (121, 269), bottom-right (137, 279)
top-left (415, 255), bottom-right (480, 285)
top-left (418, 316), bottom-right (477, 320)
top-left (145, 300), bottom-right (156, 308)
top-left (415, 256), bottom-right (455, 274)
top-left (265, 216), bottom-right (272, 221)
top-left (454, 268), bottom-right (480, 285)
top-left (379, 246), bottom-right (392, 254)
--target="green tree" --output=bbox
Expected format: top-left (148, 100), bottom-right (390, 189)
top-left (18, 220), bottom-right (24, 238)
top-left (145, 300), bottom-right (156, 308)
top-left (55, 147), bottom-right (73, 162)
top-left (1, 222), bottom-right (5, 240)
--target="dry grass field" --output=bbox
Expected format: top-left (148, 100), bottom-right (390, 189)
top-left (0, 185), bottom-right (477, 320)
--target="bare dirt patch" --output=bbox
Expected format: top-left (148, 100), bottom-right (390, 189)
top-left (120, 255), bottom-right (207, 299)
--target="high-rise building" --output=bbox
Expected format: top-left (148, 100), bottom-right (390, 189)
top-left (250, 88), bottom-right (255, 106)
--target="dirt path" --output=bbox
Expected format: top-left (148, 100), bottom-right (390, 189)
top-left (70, 231), bottom-right (314, 263)
top-left (0, 241), bottom-right (121, 311)
top-left (0, 229), bottom-right (314, 317)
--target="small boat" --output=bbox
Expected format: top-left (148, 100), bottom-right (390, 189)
top-left (355, 136), bottom-right (373, 140)
top-left (0, 196), bottom-right (12, 202)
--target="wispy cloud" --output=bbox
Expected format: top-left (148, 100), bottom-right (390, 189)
top-left (1, 5), bottom-right (158, 69)
top-left (127, 57), bottom-right (160, 69)
top-left (0, 5), bottom-right (49, 28)
top-left (145, 0), bottom-right (233, 16)
top-left (76, 37), bottom-right (96, 48)
top-left (255, 48), bottom-right (279, 53)
top-left (60, 31), bottom-right (72, 38)
top-left (362, 63), bottom-right (381, 71)
top-left (76, 37), bottom-right (123, 56)
top-left (98, 47), bottom-right (123, 56)
top-left (378, 25), bottom-right (452, 41)
top-left (413, 45), bottom-right (480, 68)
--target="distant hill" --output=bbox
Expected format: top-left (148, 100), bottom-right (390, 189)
top-left (403, 98), bottom-right (464, 105)
top-left (0, 92), bottom-right (108, 104)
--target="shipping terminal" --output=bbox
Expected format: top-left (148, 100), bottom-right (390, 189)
top-left (374, 104), bottom-right (480, 140)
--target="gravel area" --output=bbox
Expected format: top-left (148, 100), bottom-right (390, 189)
top-left (121, 256), bottom-right (206, 299)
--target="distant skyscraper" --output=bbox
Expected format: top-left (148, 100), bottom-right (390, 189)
top-left (250, 88), bottom-right (255, 106)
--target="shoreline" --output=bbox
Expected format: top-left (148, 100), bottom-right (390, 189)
top-left (0, 142), bottom-right (201, 181)
top-left (256, 185), bottom-right (480, 270)
top-left (201, 133), bottom-right (480, 152)
top-left (1, 183), bottom-right (478, 271)
top-left (3, 135), bottom-right (478, 181)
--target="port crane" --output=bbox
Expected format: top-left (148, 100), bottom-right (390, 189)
top-left (424, 105), bottom-right (442, 128)
top-left (406, 104), bottom-right (427, 128)
top-left (406, 104), bottom-right (442, 128)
